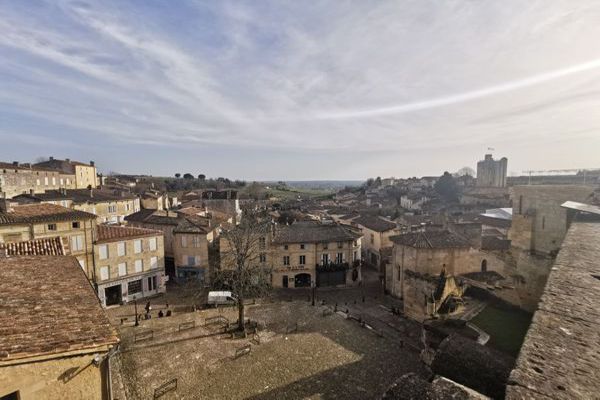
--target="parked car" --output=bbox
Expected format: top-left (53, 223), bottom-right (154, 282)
top-left (207, 291), bottom-right (237, 307)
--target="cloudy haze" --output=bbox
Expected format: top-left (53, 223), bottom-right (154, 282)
top-left (1, 0), bottom-right (600, 180)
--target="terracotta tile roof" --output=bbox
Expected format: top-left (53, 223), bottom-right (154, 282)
top-left (125, 209), bottom-right (179, 225)
top-left (0, 256), bottom-right (118, 362)
top-left (32, 158), bottom-right (93, 174)
top-left (353, 215), bottom-right (397, 232)
top-left (0, 203), bottom-right (96, 225)
top-left (273, 221), bottom-right (362, 244)
top-left (390, 230), bottom-right (471, 249)
top-left (14, 189), bottom-right (136, 203)
top-left (173, 216), bottom-right (213, 234)
top-left (96, 224), bottom-right (162, 243)
top-left (0, 237), bottom-right (65, 256)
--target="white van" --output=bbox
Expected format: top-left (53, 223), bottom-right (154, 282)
top-left (207, 291), bottom-right (237, 307)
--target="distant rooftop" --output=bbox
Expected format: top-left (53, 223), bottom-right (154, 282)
top-left (96, 224), bottom-right (162, 243)
top-left (0, 256), bottom-right (118, 362)
top-left (32, 157), bottom-right (95, 174)
top-left (390, 230), bottom-right (471, 249)
top-left (0, 203), bottom-right (96, 225)
top-left (353, 215), bottom-right (397, 232)
top-left (273, 221), bottom-right (361, 244)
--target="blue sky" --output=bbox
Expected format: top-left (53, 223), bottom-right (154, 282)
top-left (1, 0), bottom-right (600, 180)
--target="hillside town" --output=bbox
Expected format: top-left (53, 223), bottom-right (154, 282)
top-left (1, 154), bottom-right (599, 399)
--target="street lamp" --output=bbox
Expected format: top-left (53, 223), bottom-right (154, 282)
top-left (311, 280), bottom-right (316, 306)
top-left (133, 295), bottom-right (139, 327)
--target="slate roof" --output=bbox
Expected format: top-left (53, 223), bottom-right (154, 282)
top-left (353, 215), bottom-right (397, 232)
top-left (390, 230), bottom-right (471, 249)
top-left (0, 237), bottom-right (65, 256)
top-left (0, 256), bottom-right (118, 362)
top-left (273, 221), bottom-right (362, 244)
top-left (96, 224), bottom-right (162, 243)
top-left (0, 204), bottom-right (96, 225)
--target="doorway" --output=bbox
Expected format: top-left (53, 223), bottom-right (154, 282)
top-left (481, 259), bottom-right (488, 272)
top-left (282, 275), bottom-right (288, 288)
top-left (105, 285), bottom-right (122, 306)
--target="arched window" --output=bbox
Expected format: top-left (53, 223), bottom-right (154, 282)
top-left (481, 259), bottom-right (488, 272)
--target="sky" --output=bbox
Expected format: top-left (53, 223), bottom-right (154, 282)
top-left (1, 0), bottom-right (600, 180)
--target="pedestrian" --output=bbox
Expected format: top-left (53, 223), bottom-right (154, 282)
top-left (158, 310), bottom-right (164, 318)
top-left (145, 301), bottom-right (151, 314)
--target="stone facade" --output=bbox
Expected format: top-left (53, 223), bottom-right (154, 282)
top-left (0, 352), bottom-right (110, 400)
top-left (476, 154), bottom-right (507, 187)
top-left (94, 226), bottom-right (166, 307)
top-left (0, 162), bottom-right (76, 199)
top-left (172, 230), bottom-right (214, 283)
top-left (33, 157), bottom-right (98, 189)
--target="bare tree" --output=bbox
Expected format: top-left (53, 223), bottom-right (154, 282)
top-left (214, 210), bottom-right (272, 332)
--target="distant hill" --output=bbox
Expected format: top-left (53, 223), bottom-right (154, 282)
top-left (282, 180), bottom-right (363, 190)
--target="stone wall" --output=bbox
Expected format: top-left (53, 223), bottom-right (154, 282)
top-left (0, 352), bottom-right (108, 400)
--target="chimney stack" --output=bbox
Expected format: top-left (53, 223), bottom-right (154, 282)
top-left (90, 161), bottom-right (95, 167)
top-left (12, 161), bottom-right (18, 167)
top-left (49, 156), bottom-right (54, 161)
top-left (0, 198), bottom-right (13, 213)
top-left (65, 158), bottom-right (70, 163)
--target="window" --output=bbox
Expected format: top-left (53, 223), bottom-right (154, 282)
top-left (117, 242), bottom-right (126, 256)
top-left (322, 254), bottom-right (329, 265)
top-left (44, 176), bottom-right (48, 185)
top-left (150, 256), bottom-right (158, 269)
top-left (337, 242), bottom-right (343, 249)
top-left (283, 256), bottom-right (290, 265)
top-left (370, 234), bottom-right (375, 244)
top-left (48, 223), bottom-right (57, 231)
top-left (135, 259), bottom-right (143, 273)
top-left (108, 204), bottom-right (117, 213)
top-left (60, 178), bottom-right (64, 185)
top-left (100, 266), bottom-right (109, 280)
top-left (259, 237), bottom-right (266, 249)
top-left (149, 237), bottom-right (157, 251)
top-left (353, 251), bottom-right (358, 261)
top-left (192, 236), bottom-right (201, 248)
top-left (125, 203), bottom-right (131, 211)
top-left (300, 244), bottom-right (305, 250)
top-left (52, 177), bottom-right (56, 185)
top-left (118, 262), bottom-right (127, 276)
top-left (71, 235), bottom-right (84, 251)
top-left (542, 216), bottom-right (546, 230)
top-left (336, 253), bottom-right (343, 263)
top-left (187, 256), bottom-right (195, 266)
top-left (134, 239), bottom-right (142, 253)
top-left (148, 276), bottom-right (157, 291)
top-left (259, 253), bottom-right (266, 263)
top-left (128, 279), bottom-right (142, 294)
top-left (284, 245), bottom-right (288, 250)
top-left (299, 255), bottom-right (306, 265)
top-left (181, 235), bottom-right (187, 248)
top-left (36, 178), bottom-right (40, 186)
top-left (323, 243), bottom-right (328, 250)
top-left (99, 244), bottom-right (108, 260)
top-left (66, 178), bottom-right (71, 185)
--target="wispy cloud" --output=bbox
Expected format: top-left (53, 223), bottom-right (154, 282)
top-left (1, 0), bottom-right (600, 178)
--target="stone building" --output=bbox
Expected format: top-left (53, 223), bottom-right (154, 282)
top-left (94, 225), bottom-right (166, 307)
top-left (0, 255), bottom-right (118, 400)
top-left (509, 185), bottom-right (594, 256)
top-left (351, 215), bottom-right (398, 270)
top-left (270, 221), bottom-right (362, 288)
top-left (12, 188), bottom-right (140, 224)
top-left (0, 202), bottom-right (97, 277)
top-left (0, 161), bottom-right (76, 199)
top-left (219, 221), bottom-right (362, 289)
top-left (388, 230), bottom-right (473, 321)
top-left (476, 154), bottom-right (507, 187)
top-left (33, 157), bottom-right (98, 189)
top-left (125, 209), bottom-right (219, 279)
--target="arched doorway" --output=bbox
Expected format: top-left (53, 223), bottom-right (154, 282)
top-left (481, 259), bottom-right (488, 272)
top-left (295, 273), bottom-right (311, 288)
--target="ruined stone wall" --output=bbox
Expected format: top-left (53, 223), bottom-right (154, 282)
top-left (510, 185), bottom-right (594, 255)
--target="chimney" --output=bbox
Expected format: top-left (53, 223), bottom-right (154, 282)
top-left (12, 161), bottom-right (18, 167)
top-left (65, 158), bottom-right (70, 162)
top-left (90, 161), bottom-right (95, 167)
top-left (0, 199), bottom-right (13, 213)
top-left (49, 156), bottom-right (54, 161)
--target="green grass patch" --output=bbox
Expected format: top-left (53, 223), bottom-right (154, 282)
top-left (471, 305), bottom-right (532, 357)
